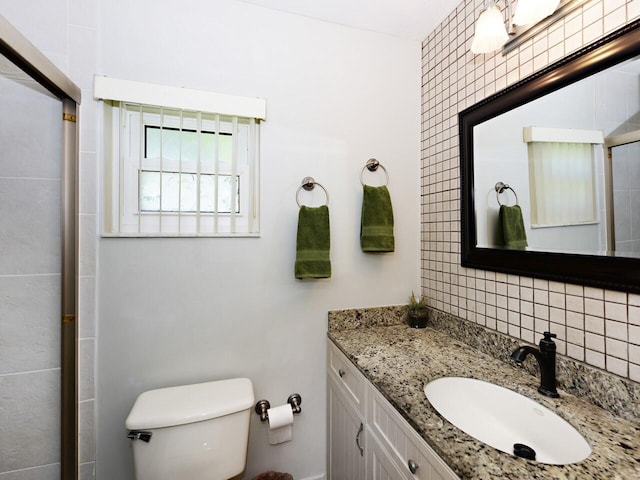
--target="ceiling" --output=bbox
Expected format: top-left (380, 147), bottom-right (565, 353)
top-left (238, 0), bottom-right (461, 41)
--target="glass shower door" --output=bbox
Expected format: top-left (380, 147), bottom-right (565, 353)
top-left (609, 141), bottom-right (640, 255)
top-left (0, 51), bottom-right (64, 478)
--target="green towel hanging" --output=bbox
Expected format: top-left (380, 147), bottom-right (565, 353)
top-left (295, 205), bottom-right (331, 279)
top-left (361, 185), bottom-right (395, 252)
top-left (498, 204), bottom-right (527, 249)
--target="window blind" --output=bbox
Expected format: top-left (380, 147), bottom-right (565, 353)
top-left (96, 77), bottom-right (264, 237)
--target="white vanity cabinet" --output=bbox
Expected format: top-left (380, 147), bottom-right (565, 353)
top-left (327, 341), bottom-right (367, 479)
top-left (327, 340), bottom-right (459, 480)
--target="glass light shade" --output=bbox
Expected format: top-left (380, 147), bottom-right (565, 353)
top-left (513, 0), bottom-right (561, 26)
top-left (470, 5), bottom-right (509, 54)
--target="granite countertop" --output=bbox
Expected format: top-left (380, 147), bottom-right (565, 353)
top-left (328, 321), bottom-right (640, 479)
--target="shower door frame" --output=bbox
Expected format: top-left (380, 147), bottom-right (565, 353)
top-left (604, 129), bottom-right (640, 253)
top-left (0, 14), bottom-right (81, 480)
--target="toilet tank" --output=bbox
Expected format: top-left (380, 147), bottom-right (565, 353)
top-left (126, 378), bottom-right (254, 480)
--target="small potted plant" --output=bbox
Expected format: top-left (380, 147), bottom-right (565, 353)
top-left (406, 291), bottom-right (429, 328)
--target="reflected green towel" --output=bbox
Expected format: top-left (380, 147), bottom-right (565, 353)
top-left (361, 185), bottom-right (395, 252)
top-left (295, 205), bottom-right (331, 279)
top-left (498, 205), bottom-right (527, 249)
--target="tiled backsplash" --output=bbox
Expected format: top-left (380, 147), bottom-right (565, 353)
top-left (421, 0), bottom-right (640, 383)
top-left (426, 307), bottom-right (640, 423)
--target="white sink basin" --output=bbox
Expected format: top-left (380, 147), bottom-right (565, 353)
top-left (424, 377), bottom-right (591, 465)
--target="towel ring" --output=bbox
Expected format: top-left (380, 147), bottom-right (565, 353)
top-left (495, 181), bottom-right (519, 206)
top-left (360, 158), bottom-right (389, 186)
top-left (296, 176), bottom-right (329, 207)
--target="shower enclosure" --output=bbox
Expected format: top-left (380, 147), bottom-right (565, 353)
top-left (605, 131), bottom-right (640, 256)
top-left (0, 14), bottom-right (80, 479)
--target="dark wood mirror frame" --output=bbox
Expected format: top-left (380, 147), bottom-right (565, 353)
top-left (460, 19), bottom-right (640, 294)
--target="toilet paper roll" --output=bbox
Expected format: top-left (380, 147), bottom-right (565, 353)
top-left (267, 404), bottom-right (294, 445)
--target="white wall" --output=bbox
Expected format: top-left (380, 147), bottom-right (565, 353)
top-left (96, 1), bottom-right (421, 478)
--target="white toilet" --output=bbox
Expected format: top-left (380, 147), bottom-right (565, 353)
top-left (126, 377), bottom-right (254, 480)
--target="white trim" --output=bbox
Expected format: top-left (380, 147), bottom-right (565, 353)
top-left (93, 75), bottom-right (266, 120)
top-left (523, 126), bottom-right (603, 144)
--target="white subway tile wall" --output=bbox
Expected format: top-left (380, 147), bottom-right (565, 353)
top-left (421, 0), bottom-right (640, 383)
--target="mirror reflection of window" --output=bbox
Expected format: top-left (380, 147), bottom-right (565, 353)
top-left (528, 141), bottom-right (597, 227)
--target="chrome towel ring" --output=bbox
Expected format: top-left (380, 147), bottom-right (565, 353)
top-left (360, 158), bottom-right (389, 186)
top-left (495, 181), bottom-right (519, 206)
top-left (296, 176), bottom-right (329, 207)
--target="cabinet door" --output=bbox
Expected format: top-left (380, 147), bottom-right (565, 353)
top-left (327, 341), bottom-right (366, 412)
top-left (368, 431), bottom-right (410, 480)
top-left (368, 386), bottom-right (460, 480)
top-left (328, 376), bottom-right (366, 480)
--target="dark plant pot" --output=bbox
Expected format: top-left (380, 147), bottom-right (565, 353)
top-left (407, 311), bottom-right (428, 328)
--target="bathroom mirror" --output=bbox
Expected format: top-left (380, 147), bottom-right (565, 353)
top-left (460, 19), bottom-right (640, 293)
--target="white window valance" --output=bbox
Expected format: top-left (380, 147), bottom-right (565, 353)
top-left (94, 76), bottom-right (266, 120)
top-left (523, 126), bottom-right (603, 144)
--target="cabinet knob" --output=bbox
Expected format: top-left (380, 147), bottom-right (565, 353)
top-left (338, 368), bottom-right (346, 377)
top-left (408, 459), bottom-right (419, 474)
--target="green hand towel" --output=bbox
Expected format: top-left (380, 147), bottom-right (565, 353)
top-left (295, 205), bottom-right (331, 279)
top-left (361, 185), bottom-right (395, 252)
top-left (498, 205), bottom-right (528, 249)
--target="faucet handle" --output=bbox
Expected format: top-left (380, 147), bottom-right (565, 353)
top-left (540, 332), bottom-right (557, 353)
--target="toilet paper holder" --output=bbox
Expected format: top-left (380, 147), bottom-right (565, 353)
top-left (255, 394), bottom-right (302, 422)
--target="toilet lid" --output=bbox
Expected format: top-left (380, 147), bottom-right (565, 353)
top-left (126, 377), bottom-right (254, 430)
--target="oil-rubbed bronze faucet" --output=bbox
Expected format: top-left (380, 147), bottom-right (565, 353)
top-left (511, 332), bottom-right (559, 398)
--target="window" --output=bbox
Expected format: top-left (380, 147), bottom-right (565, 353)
top-left (524, 127), bottom-right (603, 228)
top-left (95, 76), bottom-right (265, 236)
top-left (142, 126), bottom-right (238, 214)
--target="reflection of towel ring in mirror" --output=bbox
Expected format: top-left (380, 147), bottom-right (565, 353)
top-left (495, 181), bottom-right (519, 206)
top-left (296, 176), bottom-right (329, 207)
top-left (360, 158), bottom-right (389, 186)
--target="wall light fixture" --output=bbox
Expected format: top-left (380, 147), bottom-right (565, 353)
top-left (470, 0), bottom-right (561, 54)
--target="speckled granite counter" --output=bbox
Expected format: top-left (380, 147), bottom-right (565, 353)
top-left (328, 307), bottom-right (640, 479)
